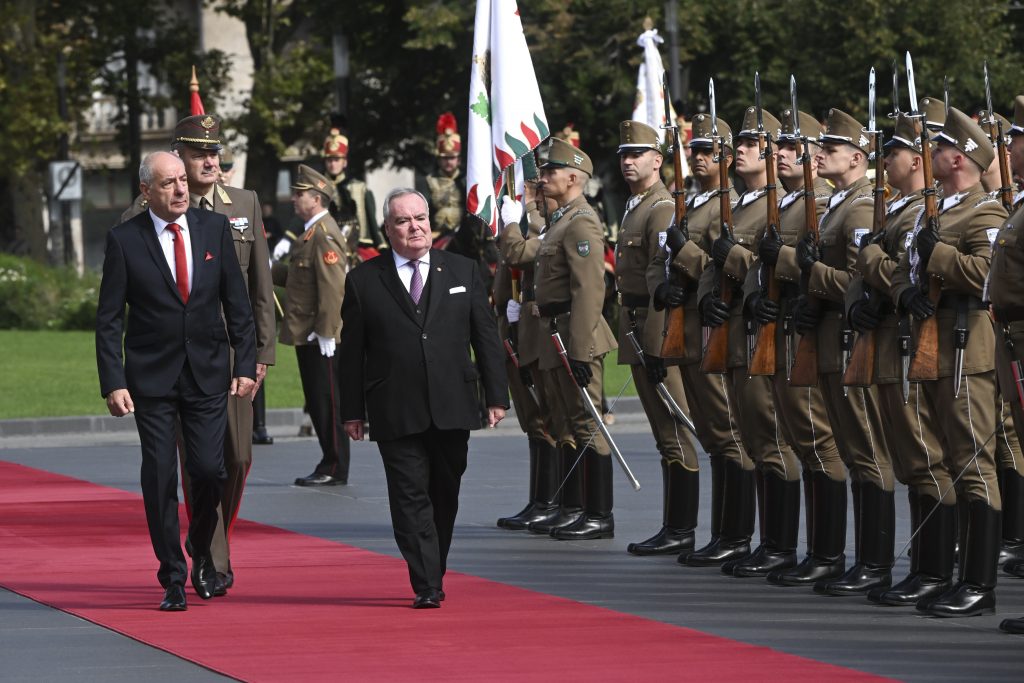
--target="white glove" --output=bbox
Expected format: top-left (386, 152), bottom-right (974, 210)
top-left (506, 299), bottom-right (521, 323)
top-left (307, 331), bottom-right (336, 358)
top-left (500, 196), bottom-right (524, 228)
top-left (272, 239), bottom-right (291, 261)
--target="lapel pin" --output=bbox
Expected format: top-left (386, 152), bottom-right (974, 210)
top-left (205, 251), bottom-right (214, 261)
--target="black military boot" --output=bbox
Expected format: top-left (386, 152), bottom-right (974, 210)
top-left (528, 443), bottom-right (582, 534)
top-left (733, 474), bottom-right (800, 577)
top-left (252, 383), bottom-right (273, 445)
top-left (551, 448), bottom-right (614, 540)
top-left (999, 469), bottom-right (1024, 566)
top-left (724, 465), bottom-right (767, 575)
top-left (876, 495), bottom-right (953, 606)
top-left (921, 500), bottom-right (1000, 617)
top-left (502, 440), bottom-right (560, 530)
top-left (628, 460), bottom-right (698, 556)
top-left (870, 489), bottom-right (919, 603)
top-left (769, 472), bottom-right (846, 586)
top-left (684, 460), bottom-right (753, 566)
top-left (681, 455), bottom-right (725, 565)
top-left (817, 482), bottom-right (893, 595)
top-left (497, 439), bottom-right (540, 529)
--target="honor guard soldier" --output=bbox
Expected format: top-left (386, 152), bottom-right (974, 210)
top-left (652, 114), bottom-right (750, 566)
top-left (893, 107), bottom-right (1007, 617)
top-left (995, 95), bottom-right (1024, 634)
top-left (415, 112), bottom-right (467, 248)
top-left (610, 121), bottom-right (700, 556)
top-left (977, 107), bottom-right (1024, 567)
top-left (500, 137), bottom-right (618, 540)
top-left (746, 109), bottom-right (844, 582)
top-left (697, 106), bottom-right (801, 575)
top-left (273, 164), bottom-right (351, 487)
top-left (789, 108), bottom-right (893, 596)
top-left (494, 180), bottom-right (562, 532)
top-left (846, 114), bottom-right (946, 605)
top-left (121, 114), bottom-right (276, 593)
top-left (322, 127), bottom-right (385, 260)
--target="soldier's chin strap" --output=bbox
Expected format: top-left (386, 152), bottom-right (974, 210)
top-left (547, 372), bottom-right (635, 502)
top-left (892, 407), bottom-right (1007, 566)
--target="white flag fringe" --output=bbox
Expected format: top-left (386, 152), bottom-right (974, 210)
top-left (631, 28), bottom-right (689, 181)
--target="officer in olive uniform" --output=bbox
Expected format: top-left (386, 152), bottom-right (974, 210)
top-left (651, 115), bottom-right (750, 565)
top-left (892, 107), bottom-right (1006, 617)
top-left (844, 114), bottom-right (946, 605)
top-left (500, 138), bottom-right (618, 540)
top-left (121, 114), bottom-right (276, 592)
top-left (790, 109), bottom-right (893, 596)
top-left (994, 94), bottom-right (1024, 634)
top-left (415, 112), bottom-right (467, 246)
top-left (607, 121), bottom-right (700, 556)
top-left (322, 128), bottom-right (385, 259)
top-left (273, 165), bottom-right (351, 486)
top-left (745, 110), bottom-right (845, 583)
top-left (494, 179), bottom-right (562, 532)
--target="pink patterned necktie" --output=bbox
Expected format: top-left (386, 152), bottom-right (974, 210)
top-left (409, 260), bottom-right (423, 304)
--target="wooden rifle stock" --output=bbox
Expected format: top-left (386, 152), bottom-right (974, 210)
top-left (660, 82), bottom-right (687, 360)
top-left (700, 134), bottom-right (733, 374)
top-left (907, 117), bottom-right (941, 382)
top-left (749, 130), bottom-right (781, 376)
top-left (788, 134), bottom-right (820, 387)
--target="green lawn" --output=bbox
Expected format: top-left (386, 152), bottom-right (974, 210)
top-left (0, 330), bottom-right (634, 419)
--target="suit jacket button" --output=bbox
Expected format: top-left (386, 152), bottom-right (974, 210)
top-left (422, 333), bottom-right (427, 340)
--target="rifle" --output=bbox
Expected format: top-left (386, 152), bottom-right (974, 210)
top-left (660, 70), bottom-right (687, 359)
top-left (905, 52), bottom-right (942, 383)
top-left (626, 310), bottom-right (698, 436)
top-left (787, 75), bottom-right (820, 387)
top-left (700, 77), bottom-right (733, 374)
top-left (843, 67), bottom-right (883, 388)
top-left (749, 71), bottom-right (781, 376)
top-left (984, 61), bottom-right (1014, 213)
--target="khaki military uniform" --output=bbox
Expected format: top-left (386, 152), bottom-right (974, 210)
top-left (504, 193), bottom-right (616, 455)
top-left (892, 184), bottom-right (1005, 507)
top-left (123, 183), bottom-right (276, 578)
top-left (743, 178), bottom-right (844, 482)
top-left (653, 188), bottom-right (747, 465)
top-left (615, 181), bottom-right (698, 471)
top-left (698, 189), bottom-right (800, 482)
top-left (801, 175), bottom-right (892, 490)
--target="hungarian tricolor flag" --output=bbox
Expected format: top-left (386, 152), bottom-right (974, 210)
top-left (466, 0), bottom-right (548, 234)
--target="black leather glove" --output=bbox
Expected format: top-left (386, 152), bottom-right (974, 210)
top-left (665, 225), bottom-right (688, 257)
top-left (750, 293), bottom-right (780, 324)
top-left (569, 359), bottom-right (593, 388)
top-left (915, 226), bottom-right (940, 263)
top-left (792, 295), bottom-right (821, 333)
top-left (849, 299), bottom-right (881, 332)
top-left (758, 232), bottom-right (783, 266)
top-left (519, 366), bottom-right (534, 388)
top-left (795, 234), bottom-right (819, 274)
top-left (900, 286), bottom-right (935, 320)
top-left (712, 234), bottom-right (736, 268)
top-left (859, 230), bottom-right (885, 251)
top-left (701, 294), bottom-right (731, 327)
top-left (653, 282), bottom-right (686, 309)
top-left (645, 355), bottom-right (667, 385)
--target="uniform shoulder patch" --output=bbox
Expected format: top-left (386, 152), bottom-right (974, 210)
top-left (570, 208), bottom-right (595, 220)
top-left (324, 250), bottom-right (340, 265)
top-left (577, 240), bottom-right (591, 257)
top-left (651, 198), bottom-right (674, 207)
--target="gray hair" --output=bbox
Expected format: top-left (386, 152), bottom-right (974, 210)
top-left (381, 188), bottom-right (429, 223)
top-left (139, 151), bottom-right (181, 186)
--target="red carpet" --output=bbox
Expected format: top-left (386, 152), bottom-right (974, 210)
top-left (0, 461), bottom-right (889, 682)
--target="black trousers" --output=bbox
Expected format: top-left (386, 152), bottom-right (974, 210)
top-left (377, 427), bottom-right (469, 594)
top-left (133, 362), bottom-right (226, 588)
top-left (296, 344), bottom-right (350, 480)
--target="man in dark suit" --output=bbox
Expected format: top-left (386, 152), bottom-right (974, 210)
top-left (339, 188), bottom-right (508, 609)
top-left (96, 151), bottom-right (257, 612)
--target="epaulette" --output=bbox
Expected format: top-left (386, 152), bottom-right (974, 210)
top-left (571, 208), bottom-right (595, 219)
top-left (651, 198), bottom-right (674, 208)
top-left (215, 184), bottom-right (232, 205)
top-left (974, 196), bottom-right (1000, 208)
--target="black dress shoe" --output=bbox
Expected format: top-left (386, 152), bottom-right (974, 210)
top-left (627, 527), bottom-right (695, 556)
top-left (918, 582), bottom-right (995, 617)
top-left (221, 571), bottom-right (234, 589)
top-left (253, 427), bottom-right (274, 445)
top-left (213, 573), bottom-right (228, 597)
top-left (732, 548), bottom-right (797, 578)
top-left (814, 563), bottom-right (891, 595)
top-left (412, 590), bottom-right (442, 609)
top-left (294, 472), bottom-right (346, 486)
top-left (191, 556), bottom-right (216, 600)
top-left (767, 555), bottom-right (845, 586)
top-left (683, 539), bottom-right (750, 567)
top-left (871, 574), bottom-right (950, 606)
top-left (159, 585), bottom-right (187, 611)
top-left (1000, 616), bottom-right (1024, 634)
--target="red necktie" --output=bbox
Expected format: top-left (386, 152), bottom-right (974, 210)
top-left (166, 222), bottom-right (190, 303)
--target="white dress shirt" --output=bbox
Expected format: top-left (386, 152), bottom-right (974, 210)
top-left (393, 251), bottom-right (431, 294)
top-left (150, 209), bottom-right (193, 292)
top-left (304, 209), bottom-right (330, 231)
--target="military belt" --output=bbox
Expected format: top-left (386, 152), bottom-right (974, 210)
top-left (619, 293), bottom-right (650, 309)
top-left (991, 305), bottom-right (1024, 323)
top-left (537, 301), bottom-right (572, 317)
top-left (938, 294), bottom-right (986, 311)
